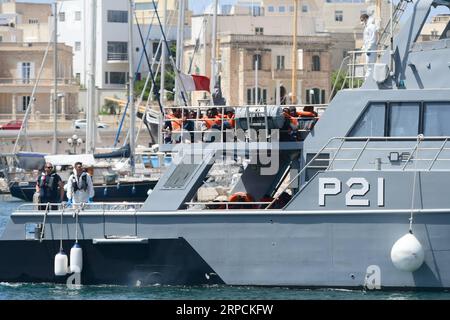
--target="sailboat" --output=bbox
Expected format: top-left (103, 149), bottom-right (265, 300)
top-left (6, 0), bottom-right (162, 203)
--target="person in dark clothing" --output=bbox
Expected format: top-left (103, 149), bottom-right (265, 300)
top-left (35, 162), bottom-right (64, 210)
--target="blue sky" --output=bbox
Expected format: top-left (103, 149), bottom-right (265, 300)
top-left (17, 0), bottom-right (238, 14)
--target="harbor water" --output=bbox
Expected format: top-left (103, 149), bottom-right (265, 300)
top-left (1, 194), bottom-right (450, 300)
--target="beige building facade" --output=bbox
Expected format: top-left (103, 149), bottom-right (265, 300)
top-left (0, 42), bottom-right (79, 122)
top-left (0, 0), bottom-right (51, 43)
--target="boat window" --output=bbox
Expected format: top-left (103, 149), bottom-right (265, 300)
top-left (349, 103), bottom-right (385, 137)
top-left (389, 103), bottom-right (420, 137)
top-left (424, 102), bottom-right (450, 136)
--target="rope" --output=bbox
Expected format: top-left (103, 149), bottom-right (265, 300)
top-left (409, 134), bottom-right (423, 234)
top-left (59, 203), bottom-right (66, 252)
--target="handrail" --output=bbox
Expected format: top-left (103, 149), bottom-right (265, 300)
top-left (265, 136), bottom-right (450, 210)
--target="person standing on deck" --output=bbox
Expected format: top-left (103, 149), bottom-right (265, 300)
top-left (361, 13), bottom-right (378, 77)
top-left (66, 162), bottom-right (95, 206)
top-left (35, 162), bottom-right (64, 210)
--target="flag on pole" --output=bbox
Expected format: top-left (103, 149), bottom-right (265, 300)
top-left (179, 74), bottom-right (210, 92)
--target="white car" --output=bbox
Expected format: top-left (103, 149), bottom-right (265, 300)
top-left (74, 119), bottom-right (109, 130)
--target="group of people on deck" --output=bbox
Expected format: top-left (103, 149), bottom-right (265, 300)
top-left (163, 106), bottom-right (319, 144)
top-left (35, 161), bottom-right (95, 210)
top-left (163, 107), bottom-right (236, 144)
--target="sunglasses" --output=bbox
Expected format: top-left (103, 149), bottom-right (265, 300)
top-left (46, 166), bottom-right (53, 169)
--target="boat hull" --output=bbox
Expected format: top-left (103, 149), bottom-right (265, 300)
top-left (0, 211), bottom-right (449, 288)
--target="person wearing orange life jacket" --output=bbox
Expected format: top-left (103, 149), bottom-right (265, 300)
top-left (297, 106), bottom-right (319, 131)
top-left (164, 109), bottom-right (183, 143)
top-left (258, 194), bottom-right (274, 209)
top-left (297, 106), bottom-right (318, 118)
top-left (224, 109), bottom-right (235, 129)
top-left (228, 192), bottom-right (255, 209)
top-left (203, 108), bottom-right (221, 130)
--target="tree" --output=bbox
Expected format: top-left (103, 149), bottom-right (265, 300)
top-left (134, 41), bottom-right (177, 102)
top-left (330, 69), bottom-right (363, 100)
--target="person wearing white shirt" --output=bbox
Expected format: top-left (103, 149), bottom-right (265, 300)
top-left (361, 13), bottom-right (378, 77)
top-left (66, 162), bottom-right (95, 206)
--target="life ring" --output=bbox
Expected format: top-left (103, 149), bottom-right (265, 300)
top-left (228, 192), bottom-right (255, 209)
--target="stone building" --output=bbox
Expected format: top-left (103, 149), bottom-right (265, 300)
top-left (0, 42), bottom-right (78, 121)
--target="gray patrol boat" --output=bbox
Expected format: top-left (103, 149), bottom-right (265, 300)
top-left (1, 0), bottom-right (450, 289)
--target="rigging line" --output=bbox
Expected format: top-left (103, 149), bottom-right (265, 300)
top-left (60, 203), bottom-right (65, 252)
top-left (409, 134), bottom-right (423, 234)
top-left (188, 16), bottom-right (207, 74)
top-left (13, 2), bottom-right (66, 154)
top-left (113, 17), bottom-right (158, 148)
top-left (114, 9), bottom-right (177, 148)
top-left (150, 0), bottom-right (188, 106)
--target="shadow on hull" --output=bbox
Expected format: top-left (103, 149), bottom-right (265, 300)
top-left (0, 238), bottom-right (225, 286)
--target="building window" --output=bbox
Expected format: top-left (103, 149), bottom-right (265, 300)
top-left (289, 6), bottom-right (294, 12)
top-left (74, 41), bottom-right (81, 51)
top-left (431, 30), bottom-right (439, 39)
top-left (75, 73), bottom-right (80, 83)
top-left (22, 96), bottom-right (31, 112)
top-left (21, 62), bottom-right (31, 84)
top-left (107, 41), bottom-right (128, 61)
top-left (312, 55), bottom-right (321, 71)
top-left (135, 2), bottom-right (157, 10)
top-left (109, 72), bottom-right (127, 85)
top-left (279, 6), bottom-right (285, 13)
top-left (105, 72), bottom-right (109, 84)
top-left (252, 54), bottom-right (262, 70)
top-left (302, 5), bottom-right (309, 13)
top-left (255, 27), bottom-right (264, 35)
top-left (75, 11), bottom-right (81, 21)
top-left (276, 55), bottom-right (285, 70)
top-left (247, 88), bottom-right (268, 105)
top-left (335, 10), bottom-right (343, 22)
top-left (252, 6), bottom-right (262, 16)
top-left (28, 18), bottom-right (39, 24)
top-left (305, 88), bottom-right (323, 104)
top-left (268, 6), bottom-right (274, 12)
top-left (59, 12), bottom-right (65, 22)
top-left (107, 10), bottom-right (128, 23)
top-left (0, 36), bottom-right (2, 42)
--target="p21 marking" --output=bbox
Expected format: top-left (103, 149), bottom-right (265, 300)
top-left (319, 177), bottom-right (385, 207)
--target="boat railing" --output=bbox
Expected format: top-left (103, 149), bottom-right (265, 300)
top-left (15, 202), bottom-right (145, 213)
top-left (331, 49), bottom-right (388, 92)
top-left (185, 201), bottom-right (274, 210)
top-left (160, 104), bottom-right (327, 145)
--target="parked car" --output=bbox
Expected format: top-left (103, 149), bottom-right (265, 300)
top-left (74, 119), bottom-right (109, 130)
top-left (0, 120), bottom-right (23, 130)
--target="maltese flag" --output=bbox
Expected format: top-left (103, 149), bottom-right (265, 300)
top-left (179, 74), bottom-right (210, 92)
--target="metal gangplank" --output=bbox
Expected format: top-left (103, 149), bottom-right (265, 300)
top-left (378, 0), bottom-right (411, 50)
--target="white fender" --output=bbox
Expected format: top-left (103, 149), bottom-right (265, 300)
top-left (54, 251), bottom-right (68, 276)
top-left (69, 243), bottom-right (83, 273)
top-left (390, 233), bottom-right (425, 272)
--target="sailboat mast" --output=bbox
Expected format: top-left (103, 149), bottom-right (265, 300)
top-left (86, 0), bottom-right (97, 154)
top-left (291, 0), bottom-right (298, 105)
top-left (53, 2), bottom-right (58, 154)
top-left (129, 0), bottom-right (136, 176)
top-left (211, 0), bottom-right (218, 95)
top-left (160, 0), bottom-right (167, 106)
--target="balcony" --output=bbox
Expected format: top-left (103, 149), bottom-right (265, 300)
top-left (107, 52), bottom-right (128, 63)
top-left (0, 78), bottom-right (79, 93)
